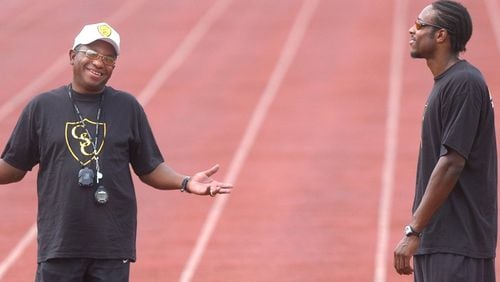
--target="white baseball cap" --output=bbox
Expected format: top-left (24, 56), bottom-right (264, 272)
top-left (72, 22), bottom-right (120, 55)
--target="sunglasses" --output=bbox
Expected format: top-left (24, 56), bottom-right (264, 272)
top-left (414, 19), bottom-right (452, 34)
top-left (76, 49), bottom-right (117, 66)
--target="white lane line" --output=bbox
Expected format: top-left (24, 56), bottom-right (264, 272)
top-left (137, 0), bottom-right (233, 105)
top-left (0, 225), bottom-right (37, 280)
top-left (0, 56), bottom-right (68, 122)
top-left (373, 0), bottom-right (409, 281)
top-left (178, 0), bottom-right (320, 281)
top-left (483, 0), bottom-right (500, 54)
top-left (0, 2), bottom-right (59, 40)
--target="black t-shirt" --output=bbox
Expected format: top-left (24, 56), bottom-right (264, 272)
top-left (413, 60), bottom-right (497, 258)
top-left (1, 85), bottom-right (164, 262)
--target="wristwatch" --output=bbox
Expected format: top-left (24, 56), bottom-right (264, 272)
top-left (180, 176), bottom-right (191, 193)
top-left (404, 225), bottom-right (422, 237)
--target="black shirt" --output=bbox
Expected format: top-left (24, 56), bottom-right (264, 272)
top-left (413, 60), bottom-right (497, 258)
top-left (2, 85), bottom-right (164, 262)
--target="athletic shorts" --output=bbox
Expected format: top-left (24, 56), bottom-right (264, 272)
top-left (35, 258), bottom-right (130, 282)
top-left (414, 253), bottom-right (495, 282)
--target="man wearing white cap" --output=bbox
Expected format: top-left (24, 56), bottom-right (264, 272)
top-left (0, 22), bottom-right (233, 281)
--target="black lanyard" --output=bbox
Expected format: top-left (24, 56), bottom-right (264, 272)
top-left (67, 84), bottom-right (104, 167)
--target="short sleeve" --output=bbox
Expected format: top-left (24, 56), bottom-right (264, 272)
top-left (1, 100), bottom-right (40, 171)
top-left (128, 103), bottom-right (164, 176)
top-left (440, 77), bottom-right (483, 160)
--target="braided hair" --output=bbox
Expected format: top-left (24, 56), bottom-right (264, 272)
top-left (432, 0), bottom-right (473, 53)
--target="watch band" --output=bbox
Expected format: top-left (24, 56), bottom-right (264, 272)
top-left (404, 225), bottom-right (422, 237)
top-left (180, 176), bottom-right (191, 193)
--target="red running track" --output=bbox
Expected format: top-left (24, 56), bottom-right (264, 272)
top-left (0, 0), bottom-right (499, 281)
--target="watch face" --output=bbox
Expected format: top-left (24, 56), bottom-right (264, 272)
top-left (95, 186), bottom-right (108, 204)
top-left (404, 225), bottom-right (412, 236)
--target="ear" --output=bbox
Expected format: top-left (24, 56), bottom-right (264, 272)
top-left (435, 29), bottom-right (449, 44)
top-left (69, 49), bottom-right (76, 65)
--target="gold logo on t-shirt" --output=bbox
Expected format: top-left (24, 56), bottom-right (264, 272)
top-left (65, 119), bottom-right (106, 166)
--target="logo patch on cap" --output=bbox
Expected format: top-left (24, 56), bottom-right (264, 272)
top-left (97, 24), bottom-right (112, 37)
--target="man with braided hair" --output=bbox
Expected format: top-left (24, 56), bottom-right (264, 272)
top-left (394, 1), bottom-right (497, 281)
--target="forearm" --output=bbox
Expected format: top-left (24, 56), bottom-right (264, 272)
top-left (0, 159), bottom-right (27, 184)
top-left (139, 163), bottom-right (186, 190)
top-left (411, 150), bottom-right (465, 231)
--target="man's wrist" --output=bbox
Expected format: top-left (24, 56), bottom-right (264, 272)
top-left (404, 225), bottom-right (422, 237)
top-left (180, 176), bottom-right (191, 193)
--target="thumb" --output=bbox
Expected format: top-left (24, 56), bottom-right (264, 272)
top-left (203, 164), bottom-right (220, 177)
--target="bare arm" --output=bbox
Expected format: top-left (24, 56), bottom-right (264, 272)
top-left (139, 163), bottom-right (233, 196)
top-left (138, 162), bottom-right (184, 190)
top-left (410, 148), bottom-right (465, 231)
top-left (0, 159), bottom-right (27, 184)
top-left (394, 148), bottom-right (465, 275)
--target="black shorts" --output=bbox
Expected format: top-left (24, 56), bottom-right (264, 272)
top-left (414, 253), bottom-right (495, 282)
top-left (35, 258), bottom-right (130, 282)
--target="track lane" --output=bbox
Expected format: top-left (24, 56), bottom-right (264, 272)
top-left (131, 1), bottom-right (309, 280)
top-left (191, 0), bottom-right (395, 280)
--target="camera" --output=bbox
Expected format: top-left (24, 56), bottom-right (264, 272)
top-left (78, 167), bottom-right (94, 187)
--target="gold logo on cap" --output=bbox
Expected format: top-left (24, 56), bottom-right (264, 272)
top-left (97, 24), bottom-right (112, 38)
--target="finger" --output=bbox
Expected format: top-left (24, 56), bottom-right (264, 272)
top-left (211, 185), bottom-right (223, 196)
top-left (403, 257), bottom-right (411, 275)
top-left (394, 252), bottom-right (399, 273)
top-left (207, 185), bottom-right (217, 197)
top-left (219, 183), bottom-right (234, 189)
top-left (394, 255), bottom-right (412, 275)
top-left (217, 183), bottom-right (232, 193)
top-left (395, 256), bottom-right (402, 274)
top-left (394, 250), bottom-right (400, 273)
top-left (396, 255), bottom-right (405, 275)
top-left (405, 258), bottom-right (414, 275)
top-left (203, 164), bottom-right (220, 177)
top-left (206, 185), bottom-right (212, 195)
top-left (215, 185), bottom-right (233, 191)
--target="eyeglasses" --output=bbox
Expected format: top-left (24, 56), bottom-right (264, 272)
top-left (76, 49), bottom-right (117, 66)
top-left (414, 19), bottom-right (452, 34)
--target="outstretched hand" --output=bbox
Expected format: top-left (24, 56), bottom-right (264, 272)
top-left (187, 164), bottom-right (233, 197)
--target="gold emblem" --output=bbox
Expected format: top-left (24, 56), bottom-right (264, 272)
top-left (97, 24), bottom-right (112, 38)
top-left (65, 119), bottom-right (106, 166)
